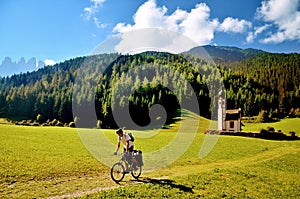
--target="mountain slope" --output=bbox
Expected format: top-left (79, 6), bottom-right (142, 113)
top-left (186, 45), bottom-right (266, 62)
top-left (0, 49), bottom-right (299, 127)
top-left (0, 57), bottom-right (46, 77)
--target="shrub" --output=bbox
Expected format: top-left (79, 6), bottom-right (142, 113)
top-left (31, 122), bottom-right (39, 126)
top-left (267, 126), bottom-right (275, 132)
top-left (17, 120), bottom-right (30, 126)
top-left (289, 132), bottom-right (296, 137)
top-left (97, 120), bottom-right (102, 128)
top-left (55, 121), bottom-right (63, 127)
top-left (36, 114), bottom-right (44, 124)
top-left (295, 108), bottom-right (300, 118)
top-left (256, 110), bottom-right (269, 122)
top-left (69, 122), bottom-right (76, 128)
top-left (49, 119), bottom-right (58, 126)
top-left (260, 128), bottom-right (268, 135)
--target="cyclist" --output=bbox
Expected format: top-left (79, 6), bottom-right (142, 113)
top-left (114, 128), bottom-right (134, 172)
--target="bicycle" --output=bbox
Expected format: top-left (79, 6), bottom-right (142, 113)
top-left (110, 151), bottom-right (143, 183)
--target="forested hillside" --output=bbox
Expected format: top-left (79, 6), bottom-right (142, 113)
top-left (0, 50), bottom-right (299, 128)
top-left (225, 53), bottom-right (300, 118)
top-left (0, 53), bottom-right (119, 125)
top-left (187, 45), bottom-right (265, 63)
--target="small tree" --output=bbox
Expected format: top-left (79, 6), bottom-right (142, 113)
top-left (295, 108), bottom-right (300, 118)
top-left (69, 121), bottom-right (76, 128)
top-left (36, 114), bottom-right (44, 124)
top-left (74, 116), bottom-right (79, 124)
top-left (97, 120), bottom-right (102, 129)
top-left (289, 132), bottom-right (296, 137)
top-left (256, 110), bottom-right (269, 123)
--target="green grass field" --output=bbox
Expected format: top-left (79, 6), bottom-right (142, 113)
top-left (0, 116), bottom-right (299, 198)
top-left (242, 118), bottom-right (300, 135)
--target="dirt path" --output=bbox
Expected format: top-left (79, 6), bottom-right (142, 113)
top-left (46, 176), bottom-right (169, 199)
top-left (47, 146), bottom-right (299, 199)
top-left (153, 146), bottom-right (300, 178)
top-left (46, 186), bottom-right (119, 199)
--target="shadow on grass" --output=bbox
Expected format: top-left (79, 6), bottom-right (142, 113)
top-left (162, 109), bottom-right (199, 129)
top-left (135, 178), bottom-right (194, 193)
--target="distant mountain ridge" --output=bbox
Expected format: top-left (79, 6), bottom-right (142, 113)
top-left (0, 57), bottom-right (45, 77)
top-left (186, 45), bottom-right (266, 62)
top-left (0, 45), bottom-right (285, 77)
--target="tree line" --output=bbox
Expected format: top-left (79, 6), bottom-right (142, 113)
top-left (0, 51), bottom-right (299, 128)
top-left (225, 53), bottom-right (300, 118)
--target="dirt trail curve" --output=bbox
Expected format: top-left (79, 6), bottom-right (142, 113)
top-left (46, 185), bottom-right (120, 199)
top-left (47, 146), bottom-right (300, 199)
top-left (46, 177), bottom-right (164, 199)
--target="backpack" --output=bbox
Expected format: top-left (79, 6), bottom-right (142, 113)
top-left (127, 132), bottom-right (134, 142)
top-left (133, 150), bottom-right (143, 166)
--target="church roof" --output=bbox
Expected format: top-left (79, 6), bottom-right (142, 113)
top-left (225, 109), bottom-right (241, 121)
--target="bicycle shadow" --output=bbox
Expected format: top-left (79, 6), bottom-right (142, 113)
top-left (134, 177), bottom-right (194, 193)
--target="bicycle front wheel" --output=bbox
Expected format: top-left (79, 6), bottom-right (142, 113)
top-left (111, 162), bottom-right (125, 183)
top-left (131, 166), bottom-right (142, 179)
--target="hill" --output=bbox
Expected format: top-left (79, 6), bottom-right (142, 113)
top-left (186, 45), bottom-right (265, 62)
top-left (0, 49), bottom-right (300, 128)
top-left (224, 52), bottom-right (300, 117)
top-left (0, 52), bottom-right (213, 128)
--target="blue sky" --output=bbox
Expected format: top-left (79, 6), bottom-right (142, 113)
top-left (1, 0), bottom-right (300, 65)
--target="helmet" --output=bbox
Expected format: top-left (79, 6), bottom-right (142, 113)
top-left (116, 128), bottom-right (123, 134)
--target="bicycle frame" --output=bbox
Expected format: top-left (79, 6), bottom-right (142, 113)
top-left (110, 152), bottom-right (142, 183)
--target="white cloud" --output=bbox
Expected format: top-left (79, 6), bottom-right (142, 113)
top-left (256, 0), bottom-right (300, 43)
top-left (257, 0), bottom-right (297, 21)
top-left (114, 0), bottom-right (167, 32)
top-left (218, 17), bottom-right (252, 33)
top-left (246, 32), bottom-right (255, 44)
top-left (114, 28), bottom-right (199, 54)
top-left (82, 0), bottom-right (106, 20)
top-left (93, 17), bottom-right (107, 29)
top-left (255, 24), bottom-right (271, 35)
top-left (246, 24), bottom-right (271, 43)
top-left (44, 59), bottom-right (56, 66)
top-left (179, 3), bottom-right (219, 45)
top-left (113, 0), bottom-right (219, 45)
top-left (133, 0), bottom-right (168, 29)
top-left (165, 8), bottom-right (188, 32)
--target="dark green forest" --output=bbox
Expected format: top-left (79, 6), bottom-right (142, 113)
top-left (0, 50), bottom-right (299, 128)
top-left (225, 53), bottom-right (300, 118)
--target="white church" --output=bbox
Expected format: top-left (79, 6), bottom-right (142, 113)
top-left (218, 92), bottom-right (242, 132)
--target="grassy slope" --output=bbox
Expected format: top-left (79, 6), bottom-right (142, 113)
top-left (80, 117), bottom-right (300, 198)
top-left (0, 115), bottom-right (299, 198)
top-left (0, 125), bottom-right (115, 198)
top-left (242, 118), bottom-right (300, 135)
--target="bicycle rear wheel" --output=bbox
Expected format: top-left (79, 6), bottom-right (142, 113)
top-left (111, 162), bottom-right (125, 183)
top-left (131, 166), bottom-right (142, 179)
